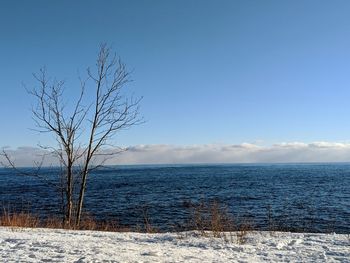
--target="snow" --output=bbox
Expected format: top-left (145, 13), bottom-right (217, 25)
top-left (0, 227), bottom-right (349, 262)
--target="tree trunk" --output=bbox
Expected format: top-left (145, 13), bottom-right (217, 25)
top-left (65, 162), bottom-right (73, 226)
top-left (76, 170), bottom-right (88, 226)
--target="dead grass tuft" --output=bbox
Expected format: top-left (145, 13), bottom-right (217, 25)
top-left (0, 210), bottom-right (40, 228)
top-left (186, 199), bottom-right (252, 243)
top-left (0, 209), bottom-right (129, 232)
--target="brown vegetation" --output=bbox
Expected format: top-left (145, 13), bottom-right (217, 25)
top-left (0, 209), bottom-right (129, 232)
top-left (0, 210), bottom-right (40, 228)
top-left (186, 199), bottom-right (251, 243)
top-left (0, 199), bottom-right (254, 244)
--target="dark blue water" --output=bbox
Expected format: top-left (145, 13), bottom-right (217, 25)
top-left (1, 164), bottom-right (349, 233)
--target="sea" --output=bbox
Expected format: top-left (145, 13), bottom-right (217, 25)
top-left (0, 163), bottom-right (349, 233)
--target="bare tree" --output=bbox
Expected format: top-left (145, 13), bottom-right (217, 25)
top-left (2, 44), bottom-right (142, 226)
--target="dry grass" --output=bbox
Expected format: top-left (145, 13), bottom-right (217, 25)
top-left (0, 209), bottom-right (129, 232)
top-left (1, 202), bottom-right (252, 243)
top-left (0, 210), bottom-right (40, 228)
top-left (142, 207), bottom-right (157, 233)
top-left (189, 200), bottom-right (235, 235)
top-left (236, 221), bottom-right (252, 244)
top-left (77, 214), bottom-right (130, 232)
top-left (186, 199), bottom-right (252, 243)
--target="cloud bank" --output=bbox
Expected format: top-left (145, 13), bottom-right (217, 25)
top-left (2, 142), bottom-right (350, 167)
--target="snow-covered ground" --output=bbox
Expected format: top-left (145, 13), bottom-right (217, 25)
top-left (0, 227), bottom-right (349, 262)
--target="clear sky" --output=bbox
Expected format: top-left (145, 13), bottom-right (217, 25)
top-left (2, 0), bottom-right (350, 151)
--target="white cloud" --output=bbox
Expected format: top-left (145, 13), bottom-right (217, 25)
top-left (2, 142), bottom-right (350, 167)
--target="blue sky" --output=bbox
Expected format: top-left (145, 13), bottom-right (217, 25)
top-left (2, 0), bottom-right (350, 151)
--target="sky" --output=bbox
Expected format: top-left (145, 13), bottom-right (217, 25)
top-left (2, 0), bottom-right (350, 164)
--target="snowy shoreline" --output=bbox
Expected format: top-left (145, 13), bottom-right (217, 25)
top-left (0, 227), bottom-right (349, 262)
